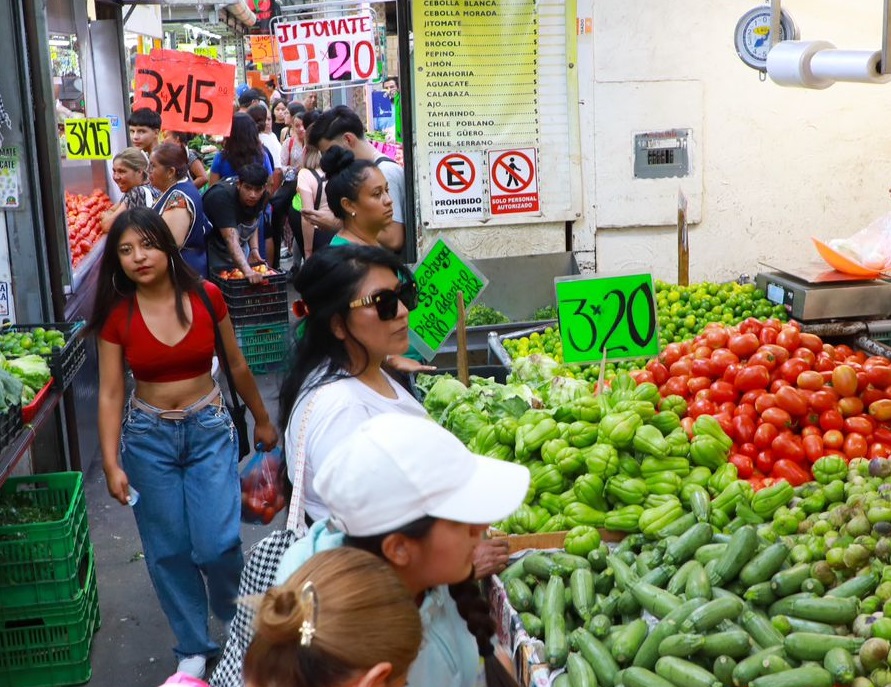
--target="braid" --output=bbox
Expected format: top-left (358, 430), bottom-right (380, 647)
top-left (448, 577), bottom-right (519, 687)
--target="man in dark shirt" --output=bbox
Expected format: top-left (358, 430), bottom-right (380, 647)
top-left (204, 163), bottom-right (269, 283)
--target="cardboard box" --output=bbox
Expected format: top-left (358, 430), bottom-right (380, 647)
top-left (490, 528), bottom-right (625, 554)
top-left (488, 575), bottom-right (550, 687)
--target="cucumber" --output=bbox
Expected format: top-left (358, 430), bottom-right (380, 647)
top-left (823, 646), bottom-right (856, 686)
top-left (506, 578), bottom-right (534, 612)
top-left (631, 581), bottom-right (682, 619)
top-left (546, 611), bottom-right (569, 668)
top-left (533, 583), bottom-right (547, 615)
top-left (573, 628), bottom-right (620, 687)
top-left (611, 618), bottom-right (649, 664)
top-left (740, 608), bottom-right (786, 649)
top-left (695, 543), bottom-right (729, 566)
top-left (769, 594), bottom-right (859, 625)
top-left (665, 522), bottom-right (715, 566)
top-left (571, 568), bottom-right (596, 621)
top-left (587, 613), bottom-right (611, 639)
top-left (770, 564), bottom-right (812, 598)
top-left (749, 666), bottom-right (833, 687)
top-left (500, 557), bottom-right (528, 582)
top-left (567, 652), bottom-right (599, 687)
top-left (739, 542), bottom-right (790, 587)
top-left (525, 553), bottom-right (562, 579)
top-left (710, 526), bottom-right (758, 587)
top-left (685, 562), bottom-right (713, 601)
top-left (743, 581), bottom-right (777, 607)
top-left (554, 552), bottom-right (593, 573)
top-left (655, 656), bottom-right (723, 687)
top-left (698, 631), bottom-right (753, 659)
top-left (623, 667), bottom-right (677, 687)
top-left (668, 560), bottom-right (701, 596)
top-left (713, 656), bottom-right (737, 687)
top-left (658, 633), bottom-right (704, 658)
top-left (519, 612), bottom-right (543, 639)
top-left (826, 572), bottom-right (879, 599)
top-left (681, 597), bottom-right (744, 634)
top-left (731, 646), bottom-right (786, 687)
top-left (783, 632), bottom-right (865, 661)
top-left (633, 597), bottom-right (707, 670)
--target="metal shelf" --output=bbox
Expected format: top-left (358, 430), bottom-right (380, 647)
top-left (0, 389), bottom-right (63, 485)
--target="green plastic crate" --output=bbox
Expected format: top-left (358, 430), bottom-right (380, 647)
top-left (0, 548), bottom-right (99, 687)
top-left (0, 472), bottom-right (90, 608)
top-left (235, 322), bottom-right (289, 374)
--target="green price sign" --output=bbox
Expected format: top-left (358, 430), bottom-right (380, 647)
top-left (555, 273), bottom-right (659, 364)
top-left (409, 239), bottom-right (488, 360)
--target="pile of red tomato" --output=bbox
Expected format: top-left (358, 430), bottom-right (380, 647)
top-left (65, 189), bottom-right (112, 268)
top-left (630, 318), bottom-right (891, 488)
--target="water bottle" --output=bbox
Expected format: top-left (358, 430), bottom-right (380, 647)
top-left (127, 486), bottom-right (140, 507)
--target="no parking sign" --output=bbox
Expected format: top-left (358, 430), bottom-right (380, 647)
top-left (430, 151), bottom-right (485, 220)
top-left (487, 147), bottom-right (540, 215)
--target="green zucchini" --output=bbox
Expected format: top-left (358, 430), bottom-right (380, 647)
top-left (588, 545), bottom-right (610, 572)
top-left (573, 628), bottom-right (620, 687)
top-left (655, 656), bottom-right (722, 687)
top-left (500, 557), bottom-right (528, 582)
top-left (617, 565), bottom-right (675, 617)
top-left (608, 555), bottom-right (639, 592)
top-left (688, 485), bottom-right (712, 523)
top-left (713, 656), bottom-right (736, 687)
top-left (587, 613), bottom-right (611, 639)
top-left (770, 564), bottom-right (812, 598)
top-left (685, 562), bottom-right (713, 601)
top-left (709, 526), bottom-right (758, 587)
top-left (611, 618), bottom-right (649, 664)
top-left (506, 578), bottom-right (534, 612)
top-left (739, 542), bottom-right (790, 587)
top-left (546, 612), bottom-right (569, 668)
top-left (743, 581), bottom-right (777, 607)
top-left (520, 612), bottom-right (543, 639)
top-left (783, 632), bottom-right (864, 661)
top-left (658, 512), bottom-right (699, 538)
top-left (571, 568), bottom-right (596, 621)
top-left (533, 582), bottom-right (547, 615)
top-left (658, 633), bottom-right (704, 658)
top-left (799, 577), bottom-right (825, 596)
top-left (698, 631), bottom-right (753, 659)
top-left (749, 666), bottom-right (833, 687)
top-left (768, 594), bottom-right (859, 625)
top-left (633, 597), bottom-right (707, 670)
top-left (681, 597), bottom-right (744, 634)
top-left (631, 581), bottom-right (682, 619)
top-left (668, 560), bottom-right (701, 596)
top-left (823, 646), bottom-right (856, 686)
top-left (623, 667), bottom-right (677, 687)
top-left (567, 652), bottom-right (599, 687)
top-left (695, 543), bottom-right (729, 567)
top-left (665, 522), bottom-right (715, 566)
top-left (780, 615), bottom-right (842, 635)
top-left (554, 552), bottom-right (593, 573)
top-left (740, 608), bottom-right (785, 649)
top-left (826, 572), bottom-right (879, 599)
top-left (594, 567), bottom-right (616, 595)
top-left (525, 553), bottom-right (562, 579)
top-left (544, 575), bottom-right (567, 620)
top-left (553, 674), bottom-right (572, 687)
top-left (731, 646), bottom-right (786, 687)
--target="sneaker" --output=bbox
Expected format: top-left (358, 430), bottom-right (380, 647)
top-left (176, 655), bottom-right (206, 680)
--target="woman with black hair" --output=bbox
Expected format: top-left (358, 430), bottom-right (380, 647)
top-left (208, 112), bottom-right (274, 186)
top-left (86, 207), bottom-right (278, 681)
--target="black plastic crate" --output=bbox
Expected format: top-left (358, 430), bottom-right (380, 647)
top-left (210, 271), bottom-right (289, 326)
top-left (0, 321), bottom-right (87, 391)
top-left (0, 404), bottom-right (22, 451)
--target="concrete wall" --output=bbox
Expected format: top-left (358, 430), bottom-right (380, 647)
top-left (580, 0), bottom-right (891, 282)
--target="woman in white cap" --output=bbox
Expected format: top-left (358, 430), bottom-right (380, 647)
top-left (273, 412), bottom-right (530, 687)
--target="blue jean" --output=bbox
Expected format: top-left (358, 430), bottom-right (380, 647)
top-left (121, 399), bottom-right (243, 659)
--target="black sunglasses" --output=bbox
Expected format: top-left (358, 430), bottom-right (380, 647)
top-left (348, 281), bottom-right (418, 320)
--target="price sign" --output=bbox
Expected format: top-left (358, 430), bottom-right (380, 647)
top-left (408, 239), bottom-right (488, 360)
top-left (555, 273), bottom-right (660, 364)
top-left (249, 35), bottom-right (275, 64)
top-left (133, 49), bottom-right (236, 136)
top-left (64, 118), bottom-right (112, 159)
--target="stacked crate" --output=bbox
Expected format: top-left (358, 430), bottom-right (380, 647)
top-left (0, 472), bottom-right (98, 687)
top-left (212, 270), bottom-right (290, 374)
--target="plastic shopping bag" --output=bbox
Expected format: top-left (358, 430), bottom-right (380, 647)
top-left (239, 447), bottom-right (288, 525)
top-left (827, 211), bottom-right (891, 271)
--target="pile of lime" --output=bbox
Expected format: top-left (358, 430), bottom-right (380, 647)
top-left (0, 328), bottom-right (66, 358)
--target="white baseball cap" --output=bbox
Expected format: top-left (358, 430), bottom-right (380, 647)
top-left (314, 413), bottom-right (530, 537)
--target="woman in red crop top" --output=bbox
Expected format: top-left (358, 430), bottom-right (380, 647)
top-left (85, 207), bottom-right (278, 681)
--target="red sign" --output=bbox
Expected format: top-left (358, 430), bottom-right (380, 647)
top-left (436, 154), bottom-right (476, 194)
top-left (488, 148), bottom-right (540, 215)
top-left (133, 50), bottom-right (236, 136)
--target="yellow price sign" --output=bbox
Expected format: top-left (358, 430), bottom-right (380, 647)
top-left (249, 35), bottom-right (275, 64)
top-left (64, 118), bottom-right (112, 160)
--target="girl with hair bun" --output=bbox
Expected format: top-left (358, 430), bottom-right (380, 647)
top-left (243, 548), bottom-right (422, 687)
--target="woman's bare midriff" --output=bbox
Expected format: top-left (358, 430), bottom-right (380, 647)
top-left (135, 373), bottom-right (217, 410)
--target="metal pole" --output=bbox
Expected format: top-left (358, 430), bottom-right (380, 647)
top-left (883, 0), bottom-right (891, 74)
top-left (395, 0), bottom-right (417, 263)
top-left (770, 0), bottom-right (781, 49)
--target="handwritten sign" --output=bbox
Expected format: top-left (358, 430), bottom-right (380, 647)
top-left (194, 46), bottom-right (218, 59)
top-left (274, 12), bottom-right (378, 88)
top-left (133, 49), bottom-right (235, 136)
top-left (409, 239), bottom-right (488, 360)
top-left (0, 146), bottom-right (19, 208)
top-left (64, 118), bottom-right (112, 159)
top-left (555, 273), bottom-right (660, 364)
top-left (249, 35), bottom-right (275, 64)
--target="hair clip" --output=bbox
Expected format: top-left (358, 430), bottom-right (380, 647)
top-left (299, 581), bottom-right (319, 647)
top-left (292, 299), bottom-right (310, 318)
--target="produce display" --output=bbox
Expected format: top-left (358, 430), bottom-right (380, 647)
top-left (465, 304), bottom-right (511, 327)
top-left (65, 189), bottom-right (112, 268)
top-left (498, 457), bottom-right (891, 687)
top-left (216, 265), bottom-right (279, 280)
top-left (0, 354), bottom-right (52, 405)
top-left (0, 491), bottom-right (62, 526)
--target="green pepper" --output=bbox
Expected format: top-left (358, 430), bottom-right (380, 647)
top-left (566, 420), bottom-right (599, 448)
top-left (647, 410), bottom-right (682, 436)
top-left (708, 463), bottom-right (738, 496)
top-left (659, 394), bottom-right (688, 417)
top-left (690, 434), bottom-right (729, 471)
top-left (573, 474), bottom-right (608, 511)
top-left (564, 525), bottom-right (602, 557)
top-left (692, 415), bottom-right (734, 452)
top-left (555, 446), bottom-right (585, 477)
top-left (644, 472), bottom-right (682, 496)
top-left (515, 417), bottom-right (560, 461)
top-left (508, 504), bottom-right (550, 533)
top-left (470, 424), bottom-right (499, 455)
top-left (683, 466), bottom-right (712, 489)
top-left (640, 456), bottom-right (691, 479)
top-left (599, 411), bottom-right (642, 449)
top-left (823, 479), bottom-right (845, 504)
top-left (564, 502), bottom-right (607, 528)
top-left (632, 424), bottom-right (670, 459)
top-left (494, 417), bottom-right (519, 446)
top-left (539, 514), bottom-right (568, 533)
top-left (604, 504), bottom-right (644, 532)
top-left (638, 497), bottom-right (683, 537)
top-left (538, 492), bottom-right (565, 516)
top-left (611, 400), bottom-right (657, 421)
top-left (666, 427), bottom-right (691, 458)
top-left (541, 438), bottom-right (570, 465)
top-left (750, 480), bottom-right (794, 518)
top-left (582, 444), bottom-right (620, 478)
top-left (531, 465), bottom-right (565, 495)
top-left (812, 455), bottom-right (848, 485)
top-left (605, 474), bottom-right (648, 506)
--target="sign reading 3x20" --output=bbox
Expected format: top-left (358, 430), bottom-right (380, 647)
top-left (133, 50), bottom-right (236, 137)
top-left (555, 273), bottom-right (660, 364)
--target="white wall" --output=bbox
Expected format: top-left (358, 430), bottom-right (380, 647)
top-left (580, 0), bottom-right (891, 282)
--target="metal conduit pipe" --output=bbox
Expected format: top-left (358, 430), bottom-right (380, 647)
top-left (800, 321), bottom-right (869, 338)
top-left (867, 320), bottom-right (891, 335)
top-left (855, 335), bottom-right (891, 358)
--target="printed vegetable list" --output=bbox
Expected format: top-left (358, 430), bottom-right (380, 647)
top-left (409, 239), bottom-right (488, 360)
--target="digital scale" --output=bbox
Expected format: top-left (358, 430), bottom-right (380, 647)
top-left (755, 262), bottom-right (891, 321)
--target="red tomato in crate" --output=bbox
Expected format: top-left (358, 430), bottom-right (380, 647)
top-left (838, 396), bottom-right (865, 418)
top-left (728, 333), bottom-right (760, 359)
top-left (775, 386), bottom-right (808, 417)
top-left (761, 407), bottom-right (793, 430)
top-left (755, 450), bottom-right (775, 474)
top-left (772, 432), bottom-right (806, 464)
top-left (735, 366), bottom-right (771, 392)
top-left (729, 453), bottom-right (754, 479)
top-left (843, 415), bottom-right (874, 437)
top-left (843, 432), bottom-right (868, 460)
top-left (832, 365), bottom-right (859, 397)
top-left (771, 459), bottom-right (811, 487)
top-left (754, 423), bottom-right (779, 449)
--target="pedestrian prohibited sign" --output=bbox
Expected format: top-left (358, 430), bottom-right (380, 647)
top-left (488, 147), bottom-right (540, 215)
top-left (430, 151), bottom-right (484, 221)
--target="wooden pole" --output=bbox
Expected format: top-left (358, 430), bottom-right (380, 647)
top-left (456, 291), bottom-right (469, 386)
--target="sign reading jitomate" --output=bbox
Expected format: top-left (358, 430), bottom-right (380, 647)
top-left (430, 151), bottom-right (485, 220)
top-left (133, 49), bottom-right (236, 136)
top-left (488, 147), bottom-right (540, 215)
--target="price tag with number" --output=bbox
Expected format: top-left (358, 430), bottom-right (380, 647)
top-left (64, 118), bottom-right (112, 160)
top-left (555, 273), bottom-right (660, 364)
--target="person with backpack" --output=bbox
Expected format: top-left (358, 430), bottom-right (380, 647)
top-left (290, 134), bottom-right (334, 263)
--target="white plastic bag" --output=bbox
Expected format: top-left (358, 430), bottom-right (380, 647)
top-left (827, 212), bottom-right (891, 270)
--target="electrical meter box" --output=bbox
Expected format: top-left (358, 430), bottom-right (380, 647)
top-left (633, 129), bottom-right (691, 179)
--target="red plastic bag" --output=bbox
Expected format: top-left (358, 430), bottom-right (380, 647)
top-left (239, 447), bottom-right (288, 525)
